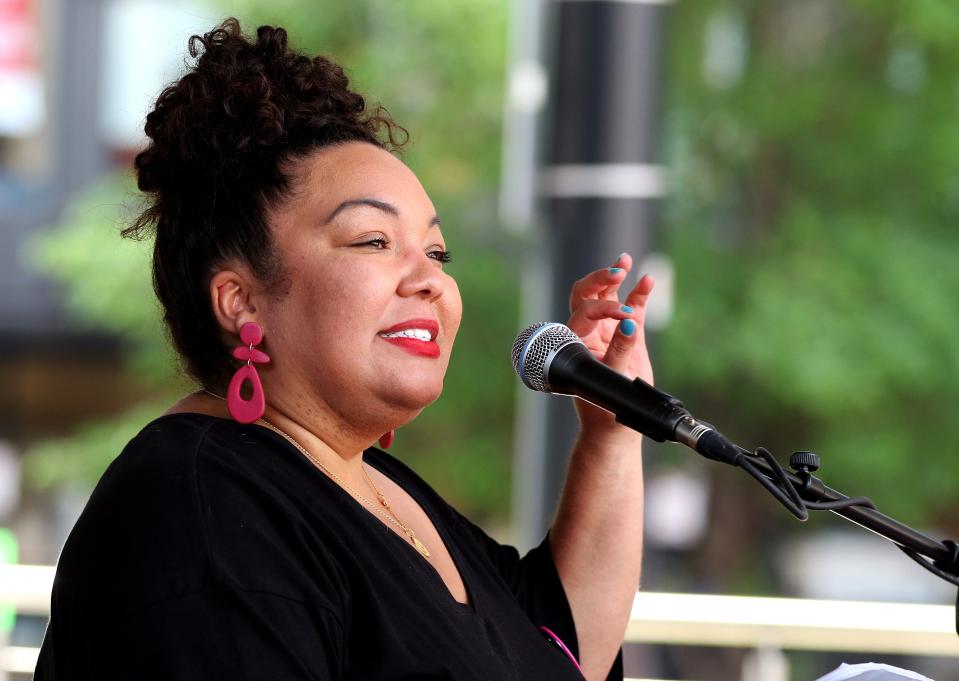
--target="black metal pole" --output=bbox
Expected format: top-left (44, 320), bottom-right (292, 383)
top-left (532, 0), bottom-right (669, 534)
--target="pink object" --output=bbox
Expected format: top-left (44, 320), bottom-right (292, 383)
top-left (538, 626), bottom-right (582, 674)
top-left (240, 322), bottom-right (263, 346)
top-left (226, 322), bottom-right (270, 424)
top-left (378, 430), bottom-right (395, 449)
top-left (227, 365), bottom-right (265, 424)
top-left (232, 346), bottom-right (271, 363)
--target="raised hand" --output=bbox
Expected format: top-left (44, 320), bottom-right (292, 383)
top-left (566, 252), bottom-right (655, 436)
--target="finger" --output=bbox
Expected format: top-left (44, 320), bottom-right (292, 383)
top-left (569, 267), bottom-right (626, 308)
top-left (567, 299), bottom-right (636, 332)
top-left (569, 254), bottom-right (633, 311)
top-left (602, 316), bottom-right (643, 372)
top-left (611, 251), bottom-right (633, 270)
top-left (623, 273), bottom-right (655, 314)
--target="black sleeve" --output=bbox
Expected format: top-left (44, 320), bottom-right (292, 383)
top-left (453, 514), bottom-right (579, 652)
top-left (453, 517), bottom-right (625, 681)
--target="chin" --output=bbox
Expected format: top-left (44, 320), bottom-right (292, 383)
top-left (386, 380), bottom-right (445, 413)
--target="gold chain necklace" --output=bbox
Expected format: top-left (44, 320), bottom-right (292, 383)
top-left (255, 418), bottom-right (431, 559)
top-left (197, 390), bottom-right (430, 558)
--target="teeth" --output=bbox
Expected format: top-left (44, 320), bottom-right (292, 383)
top-left (381, 328), bottom-right (433, 341)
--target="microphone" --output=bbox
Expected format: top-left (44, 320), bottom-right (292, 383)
top-left (511, 322), bottom-right (743, 465)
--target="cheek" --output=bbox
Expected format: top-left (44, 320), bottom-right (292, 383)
top-left (442, 276), bottom-right (464, 343)
top-left (294, 258), bottom-right (391, 334)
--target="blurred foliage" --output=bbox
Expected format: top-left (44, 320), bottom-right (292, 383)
top-left (226, 0), bottom-right (508, 200)
top-left (23, 0), bottom-right (517, 523)
top-left (662, 0), bottom-right (959, 528)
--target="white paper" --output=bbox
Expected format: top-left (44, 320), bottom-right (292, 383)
top-left (814, 662), bottom-right (935, 681)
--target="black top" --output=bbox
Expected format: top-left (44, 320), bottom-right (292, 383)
top-left (35, 413), bottom-right (615, 680)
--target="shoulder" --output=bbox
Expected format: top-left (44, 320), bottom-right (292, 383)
top-left (55, 414), bottom-right (344, 612)
top-left (98, 413), bottom-right (301, 499)
top-left (85, 413), bottom-right (261, 519)
top-left (78, 413), bottom-right (226, 523)
top-left (52, 415), bottom-right (224, 612)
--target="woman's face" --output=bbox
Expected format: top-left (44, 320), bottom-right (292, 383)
top-left (257, 142), bottom-right (462, 430)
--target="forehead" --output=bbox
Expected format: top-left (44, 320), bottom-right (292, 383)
top-left (290, 141), bottom-right (433, 216)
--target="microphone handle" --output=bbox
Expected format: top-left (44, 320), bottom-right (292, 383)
top-left (545, 343), bottom-right (690, 442)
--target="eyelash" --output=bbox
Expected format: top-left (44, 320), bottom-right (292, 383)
top-left (357, 238), bottom-right (452, 264)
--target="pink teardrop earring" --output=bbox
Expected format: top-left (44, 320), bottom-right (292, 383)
top-left (378, 431), bottom-right (395, 449)
top-left (226, 322), bottom-right (271, 424)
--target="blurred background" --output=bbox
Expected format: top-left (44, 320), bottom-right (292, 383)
top-left (2, 0), bottom-right (959, 679)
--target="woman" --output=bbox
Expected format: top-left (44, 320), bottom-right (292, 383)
top-left (35, 19), bottom-right (654, 681)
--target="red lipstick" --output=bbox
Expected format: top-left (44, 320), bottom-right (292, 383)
top-left (378, 318), bottom-right (441, 358)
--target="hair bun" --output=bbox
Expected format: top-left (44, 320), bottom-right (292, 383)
top-left (256, 25), bottom-right (288, 55)
top-left (133, 20), bottom-right (290, 201)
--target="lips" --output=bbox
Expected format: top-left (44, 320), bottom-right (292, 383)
top-left (378, 318), bottom-right (441, 358)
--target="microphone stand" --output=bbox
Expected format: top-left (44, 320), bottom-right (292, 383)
top-left (617, 384), bottom-right (959, 636)
top-left (697, 434), bottom-right (959, 634)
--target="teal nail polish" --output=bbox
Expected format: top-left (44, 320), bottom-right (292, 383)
top-left (621, 305), bottom-right (634, 313)
top-left (609, 267), bottom-right (623, 274)
top-left (620, 319), bottom-right (636, 336)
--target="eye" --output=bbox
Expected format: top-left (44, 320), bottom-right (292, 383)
top-left (355, 236), bottom-right (390, 249)
top-left (428, 249), bottom-right (453, 264)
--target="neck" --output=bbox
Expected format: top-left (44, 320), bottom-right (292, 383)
top-left (261, 397), bottom-right (369, 469)
top-left (177, 388), bottom-right (388, 474)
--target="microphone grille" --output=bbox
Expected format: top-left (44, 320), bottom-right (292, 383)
top-left (511, 322), bottom-right (583, 392)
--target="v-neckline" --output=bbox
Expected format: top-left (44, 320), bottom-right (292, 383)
top-left (364, 450), bottom-right (477, 613)
top-left (254, 424), bottom-right (477, 613)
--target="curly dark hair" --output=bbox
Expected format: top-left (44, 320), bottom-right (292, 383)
top-left (125, 17), bottom-right (407, 390)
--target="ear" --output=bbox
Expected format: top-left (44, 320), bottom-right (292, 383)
top-left (209, 268), bottom-right (259, 337)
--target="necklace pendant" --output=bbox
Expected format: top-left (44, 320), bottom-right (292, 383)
top-left (412, 537), bottom-right (431, 558)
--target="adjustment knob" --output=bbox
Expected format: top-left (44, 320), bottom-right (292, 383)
top-left (789, 451), bottom-right (821, 473)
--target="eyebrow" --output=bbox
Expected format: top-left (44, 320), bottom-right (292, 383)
top-left (324, 198), bottom-right (441, 227)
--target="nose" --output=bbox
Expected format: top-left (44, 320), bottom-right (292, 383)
top-left (397, 249), bottom-right (445, 301)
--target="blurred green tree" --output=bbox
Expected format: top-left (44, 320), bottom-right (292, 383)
top-left (23, 0), bottom-right (517, 524)
top-left (661, 0), bottom-right (959, 544)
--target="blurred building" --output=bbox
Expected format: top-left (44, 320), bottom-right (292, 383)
top-left (2, 0), bottom-right (117, 448)
top-left (0, 0), bottom-right (220, 570)
top-left (1, 0), bottom-right (219, 443)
